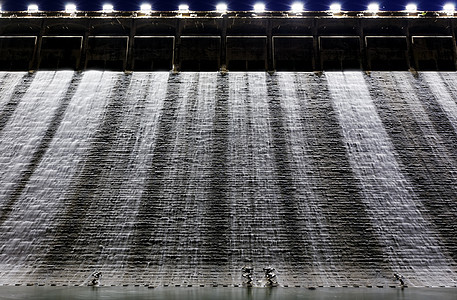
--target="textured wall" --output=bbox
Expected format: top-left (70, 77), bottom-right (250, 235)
top-left (0, 71), bottom-right (456, 287)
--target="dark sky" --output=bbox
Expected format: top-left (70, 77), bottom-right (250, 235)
top-left (0, 0), bottom-right (448, 13)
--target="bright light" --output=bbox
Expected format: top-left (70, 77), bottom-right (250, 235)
top-left (27, 4), bottom-right (39, 12)
top-left (443, 3), bottom-right (455, 14)
top-left (405, 3), bottom-right (417, 12)
top-left (140, 3), bottom-right (152, 13)
top-left (329, 3), bottom-right (342, 13)
top-left (253, 2), bottom-right (266, 12)
top-left (290, 2), bottom-right (304, 12)
top-left (216, 3), bottom-right (228, 12)
top-left (367, 3), bottom-right (379, 13)
top-left (65, 3), bottom-right (77, 13)
top-left (102, 4), bottom-right (114, 13)
top-left (178, 4), bottom-right (189, 11)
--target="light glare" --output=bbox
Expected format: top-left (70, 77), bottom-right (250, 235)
top-left (253, 2), bottom-right (265, 12)
top-left (443, 3), bottom-right (455, 14)
top-left (216, 3), bottom-right (228, 12)
top-left (367, 3), bottom-right (379, 13)
top-left (27, 4), bottom-right (39, 12)
top-left (102, 4), bottom-right (114, 13)
top-left (329, 3), bottom-right (341, 13)
top-left (291, 2), bottom-right (304, 12)
top-left (140, 3), bottom-right (152, 13)
top-left (178, 4), bottom-right (189, 11)
top-left (405, 3), bottom-right (417, 12)
top-left (65, 3), bottom-right (77, 13)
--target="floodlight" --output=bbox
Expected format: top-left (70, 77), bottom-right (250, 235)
top-left (443, 3), bottom-right (455, 14)
top-left (329, 3), bottom-right (342, 13)
top-left (27, 4), bottom-right (39, 12)
top-left (291, 2), bottom-right (304, 13)
top-left (65, 3), bottom-right (77, 13)
top-left (253, 2), bottom-right (266, 12)
top-left (216, 3), bottom-right (228, 12)
top-left (140, 3), bottom-right (152, 13)
top-left (367, 3), bottom-right (379, 13)
top-left (405, 3), bottom-right (417, 12)
top-left (178, 4), bottom-right (189, 11)
top-left (102, 4), bottom-right (114, 13)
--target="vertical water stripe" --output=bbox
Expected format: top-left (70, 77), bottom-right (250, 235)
top-left (327, 72), bottom-right (454, 286)
top-left (368, 72), bottom-right (457, 263)
top-left (421, 72), bottom-right (457, 134)
top-left (0, 72), bottom-right (73, 207)
top-left (99, 72), bottom-right (170, 284)
top-left (0, 73), bottom-right (27, 110)
top-left (0, 71), bottom-right (117, 284)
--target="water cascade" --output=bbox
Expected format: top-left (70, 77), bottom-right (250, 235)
top-left (0, 71), bottom-right (456, 287)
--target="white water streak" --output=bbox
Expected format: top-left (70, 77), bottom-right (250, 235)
top-left (327, 72), bottom-right (453, 285)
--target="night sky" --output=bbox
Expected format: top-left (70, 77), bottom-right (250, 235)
top-left (0, 0), bottom-right (450, 14)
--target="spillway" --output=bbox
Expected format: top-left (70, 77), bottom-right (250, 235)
top-left (0, 71), bottom-right (456, 288)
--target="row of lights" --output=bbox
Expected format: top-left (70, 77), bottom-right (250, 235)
top-left (3, 2), bottom-right (456, 15)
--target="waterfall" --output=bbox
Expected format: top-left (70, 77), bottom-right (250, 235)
top-left (327, 71), bottom-right (456, 287)
top-left (0, 71), bottom-right (456, 287)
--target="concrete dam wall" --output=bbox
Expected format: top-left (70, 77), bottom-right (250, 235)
top-left (0, 70), bottom-right (456, 287)
top-left (0, 12), bottom-right (457, 71)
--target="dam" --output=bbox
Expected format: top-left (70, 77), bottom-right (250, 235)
top-left (0, 10), bottom-right (457, 289)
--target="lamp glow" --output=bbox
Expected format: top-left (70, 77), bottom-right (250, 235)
top-left (178, 4), bottom-right (189, 11)
top-left (291, 2), bottom-right (304, 13)
top-left (443, 3), bottom-right (455, 14)
top-left (253, 2), bottom-right (265, 12)
top-left (216, 3), bottom-right (228, 12)
top-left (27, 4), bottom-right (39, 12)
top-left (405, 3), bottom-right (417, 12)
top-left (367, 3), bottom-right (379, 13)
top-left (329, 3), bottom-right (342, 13)
top-left (102, 4), bottom-right (114, 13)
top-left (65, 3), bottom-right (77, 13)
top-left (140, 3), bottom-right (152, 13)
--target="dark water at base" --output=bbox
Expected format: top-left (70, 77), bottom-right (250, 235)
top-left (0, 287), bottom-right (456, 300)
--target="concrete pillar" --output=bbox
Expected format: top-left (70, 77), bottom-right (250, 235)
top-left (126, 18), bottom-right (136, 71)
top-left (267, 19), bottom-right (274, 72)
top-left (312, 19), bottom-right (320, 71)
top-left (173, 19), bottom-right (182, 72)
top-left (405, 22), bottom-right (416, 71)
top-left (450, 19), bottom-right (457, 71)
top-left (78, 20), bottom-right (91, 71)
top-left (220, 15), bottom-right (228, 72)
top-left (30, 19), bottom-right (45, 71)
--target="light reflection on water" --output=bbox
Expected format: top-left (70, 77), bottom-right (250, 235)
top-left (1, 287), bottom-right (456, 300)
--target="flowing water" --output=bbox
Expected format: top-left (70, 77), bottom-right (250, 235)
top-left (0, 71), bottom-right (456, 288)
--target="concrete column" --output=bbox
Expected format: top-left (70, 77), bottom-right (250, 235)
top-left (78, 20), bottom-right (91, 71)
top-left (266, 19), bottom-right (274, 72)
top-left (450, 19), bottom-right (457, 71)
top-left (173, 18), bottom-right (182, 72)
top-left (359, 19), bottom-right (367, 70)
top-left (312, 19), bottom-right (320, 71)
top-left (220, 15), bottom-right (228, 72)
top-left (405, 21), bottom-right (416, 71)
top-left (126, 18), bottom-right (136, 71)
top-left (30, 19), bottom-right (45, 71)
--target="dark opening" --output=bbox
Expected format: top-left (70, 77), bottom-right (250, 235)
top-left (274, 37), bottom-right (314, 71)
top-left (180, 37), bottom-right (220, 71)
top-left (0, 37), bottom-right (36, 71)
top-left (320, 37), bottom-right (361, 70)
top-left (39, 37), bottom-right (82, 70)
top-left (133, 37), bottom-right (174, 71)
top-left (412, 37), bottom-right (455, 71)
top-left (86, 37), bottom-right (127, 71)
top-left (366, 37), bottom-right (409, 71)
top-left (227, 37), bottom-right (267, 71)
